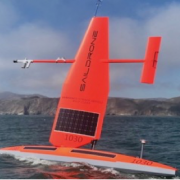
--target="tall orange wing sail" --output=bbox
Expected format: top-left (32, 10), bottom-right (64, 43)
top-left (49, 17), bottom-right (109, 147)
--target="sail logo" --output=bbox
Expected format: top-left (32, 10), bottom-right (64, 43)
top-left (80, 30), bottom-right (98, 91)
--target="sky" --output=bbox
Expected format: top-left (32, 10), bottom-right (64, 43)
top-left (0, 0), bottom-right (180, 99)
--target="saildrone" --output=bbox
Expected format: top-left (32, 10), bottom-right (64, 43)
top-left (0, 3), bottom-right (177, 176)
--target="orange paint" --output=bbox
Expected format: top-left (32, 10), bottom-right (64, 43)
top-left (141, 37), bottom-right (161, 84)
top-left (49, 17), bottom-right (109, 148)
top-left (1, 146), bottom-right (177, 172)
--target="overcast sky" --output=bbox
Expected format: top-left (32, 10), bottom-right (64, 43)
top-left (0, 0), bottom-right (180, 98)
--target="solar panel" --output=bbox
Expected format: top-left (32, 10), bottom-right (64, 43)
top-left (55, 108), bottom-right (99, 136)
top-left (24, 147), bottom-right (57, 151)
top-left (71, 149), bottom-right (116, 158)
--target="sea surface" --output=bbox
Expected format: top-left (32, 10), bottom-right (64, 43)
top-left (0, 115), bottom-right (179, 179)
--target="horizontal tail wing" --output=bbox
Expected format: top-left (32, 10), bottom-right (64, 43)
top-left (141, 37), bottom-right (161, 84)
top-left (13, 59), bottom-right (75, 68)
top-left (14, 37), bottom-right (161, 85)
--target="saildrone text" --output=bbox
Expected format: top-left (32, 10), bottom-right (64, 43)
top-left (80, 30), bottom-right (98, 91)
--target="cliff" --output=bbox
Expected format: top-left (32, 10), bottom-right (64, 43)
top-left (107, 97), bottom-right (180, 116)
top-left (0, 96), bottom-right (58, 115)
top-left (0, 92), bottom-right (180, 116)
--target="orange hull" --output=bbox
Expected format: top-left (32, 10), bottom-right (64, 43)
top-left (0, 145), bottom-right (176, 176)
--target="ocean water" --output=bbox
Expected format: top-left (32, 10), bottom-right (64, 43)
top-left (0, 115), bottom-right (179, 179)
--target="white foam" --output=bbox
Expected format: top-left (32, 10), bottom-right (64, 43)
top-left (61, 162), bottom-right (85, 168)
top-left (13, 154), bottom-right (58, 166)
top-left (60, 162), bottom-right (130, 178)
top-left (81, 162), bottom-right (98, 170)
top-left (145, 177), bottom-right (157, 180)
top-left (100, 167), bottom-right (120, 175)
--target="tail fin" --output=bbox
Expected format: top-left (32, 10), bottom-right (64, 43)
top-left (141, 37), bottom-right (161, 84)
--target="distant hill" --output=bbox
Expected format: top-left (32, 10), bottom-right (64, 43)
top-left (0, 92), bottom-right (180, 116)
top-left (0, 91), bottom-right (47, 100)
top-left (106, 97), bottom-right (180, 116)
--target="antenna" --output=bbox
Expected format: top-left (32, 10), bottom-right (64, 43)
top-left (140, 139), bottom-right (146, 158)
top-left (94, 0), bottom-right (103, 16)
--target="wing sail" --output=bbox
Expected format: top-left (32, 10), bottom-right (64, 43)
top-left (49, 17), bottom-right (109, 148)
